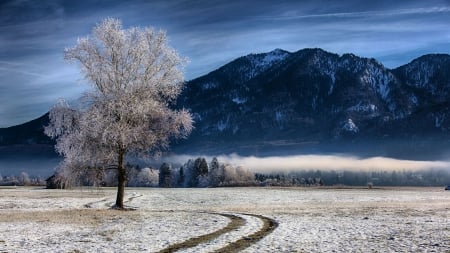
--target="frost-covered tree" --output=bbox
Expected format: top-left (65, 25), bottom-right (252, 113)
top-left (182, 157), bottom-right (208, 187)
top-left (159, 163), bottom-right (172, 187)
top-left (209, 157), bottom-right (223, 187)
top-left (183, 159), bottom-right (196, 187)
top-left (19, 172), bottom-right (30, 186)
top-left (128, 167), bottom-right (159, 187)
top-left (45, 18), bottom-right (193, 209)
top-left (194, 157), bottom-right (209, 187)
top-left (222, 164), bottom-right (254, 186)
top-left (140, 167), bottom-right (159, 187)
top-left (177, 166), bottom-right (185, 187)
top-left (137, 168), bottom-right (159, 187)
top-left (194, 157), bottom-right (209, 176)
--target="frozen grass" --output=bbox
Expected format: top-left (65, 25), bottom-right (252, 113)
top-left (0, 187), bottom-right (449, 252)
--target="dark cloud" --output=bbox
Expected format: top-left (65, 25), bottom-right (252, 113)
top-left (1, 0), bottom-right (450, 127)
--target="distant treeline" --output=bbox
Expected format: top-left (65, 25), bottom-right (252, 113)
top-left (46, 157), bottom-right (254, 189)
top-left (45, 156), bottom-right (450, 189)
top-left (255, 169), bottom-right (450, 187)
top-left (0, 172), bottom-right (46, 186)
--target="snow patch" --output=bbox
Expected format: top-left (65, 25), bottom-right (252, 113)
top-left (232, 97), bottom-right (246, 104)
top-left (202, 82), bottom-right (218, 90)
top-left (245, 49), bottom-right (289, 79)
top-left (275, 111), bottom-right (283, 122)
top-left (405, 61), bottom-right (436, 89)
top-left (347, 102), bottom-right (377, 113)
top-left (343, 118), bottom-right (359, 133)
top-left (217, 117), bottom-right (230, 132)
top-left (217, 121), bottom-right (227, 132)
top-left (435, 115), bottom-right (444, 128)
top-left (327, 81), bottom-right (335, 95)
top-left (312, 97), bottom-right (318, 110)
top-left (359, 66), bottom-right (393, 100)
top-left (409, 94), bottom-right (419, 105)
top-left (232, 125), bottom-right (239, 134)
top-left (260, 49), bottom-right (289, 67)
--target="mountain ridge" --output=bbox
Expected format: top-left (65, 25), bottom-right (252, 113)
top-left (176, 48), bottom-right (450, 157)
top-left (2, 48), bottom-right (450, 159)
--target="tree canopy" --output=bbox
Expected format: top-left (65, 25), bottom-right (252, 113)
top-left (45, 18), bottom-right (193, 208)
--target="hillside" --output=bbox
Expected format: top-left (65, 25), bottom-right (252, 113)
top-left (177, 48), bottom-right (450, 157)
top-left (3, 48), bottom-right (450, 159)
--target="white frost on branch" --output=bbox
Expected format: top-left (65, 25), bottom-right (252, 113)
top-left (45, 18), bottom-right (193, 206)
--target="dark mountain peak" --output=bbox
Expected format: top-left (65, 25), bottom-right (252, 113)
top-left (396, 53), bottom-right (450, 72)
top-left (270, 48), bottom-right (290, 54)
top-left (339, 53), bottom-right (381, 68)
top-left (295, 47), bottom-right (334, 55)
top-left (289, 48), bottom-right (339, 63)
top-left (243, 48), bottom-right (290, 69)
top-left (187, 48), bottom-right (292, 90)
top-left (286, 48), bottom-right (386, 75)
top-left (399, 53), bottom-right (450, 74)
top-left (0, 113), bottom-right (51, 145)
top-left (410, 53), bottom-right (450, 63)
top-left (248, 48), bottom-right (290, 57)
top-left (178, 48), bottom-right (450, 154)
top-left (394, 53), bottom-right (450, 99)
top-left (2, 113), bottom-right (48, 131)
top-left (341, 52), bottom-right (358, 58)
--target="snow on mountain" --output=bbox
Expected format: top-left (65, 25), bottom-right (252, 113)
top-left (359, 63), bottom-right (393, 100)
top-left (232, 97), bottom-right (246, 104)
top-left (342, 118), bottom-right (359, 133)
top-left (347, 102), bottom-right (378, 115)
top-left (243, 49), bottom-right (289, 80)
top-left (202, 82), bottom-right (218, 90)
top-left (4, 48), bottom-right (450, 159)
top-left (179, 48), bottom-right (450, 151)
top-left (394, 54), bottom-right (450, 101)
top-left (248, 49), bottom-right (289, 67)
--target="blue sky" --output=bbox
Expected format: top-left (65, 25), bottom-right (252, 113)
top-left (1, 0), bottom-right (450, 127)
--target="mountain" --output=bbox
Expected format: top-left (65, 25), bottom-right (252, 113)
top-left (0, 113), bottom-right (51, 146)
top-left (0, 113), bottom-right (59, 176)
top-left (177, 48), bottom-right (450, 157)
top-left (2, 48), bottom-right (450, 159)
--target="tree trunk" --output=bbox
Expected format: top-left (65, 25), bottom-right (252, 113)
top-left (115, 149), bottom-right (126, 209)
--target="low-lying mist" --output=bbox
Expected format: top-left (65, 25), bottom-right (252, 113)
top-left (0, 158), bottom-right (60, 177)
top-left (164, 153), bottom-right (450, 173)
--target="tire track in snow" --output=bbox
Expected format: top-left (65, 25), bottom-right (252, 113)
top-left (105, 192), bottom-right (144, 208)
top-left (122, 191), bottom-right (144, 209)
top-left (158, 213), bottom-right (278, 253)
top-left (83, 192), bottom-right (143, 209)
top-left (157, 213), bottom-right (245, 253)
top-left (213, 213), bottom-right (278, 253)
top-left (84, 197), bottom-right (109, 208)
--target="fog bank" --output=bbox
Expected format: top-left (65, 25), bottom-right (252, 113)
top-left (165, 154), bottom-right (450, 173)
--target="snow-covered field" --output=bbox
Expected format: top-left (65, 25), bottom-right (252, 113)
top-left (0, 187), bottom-right (449, 252)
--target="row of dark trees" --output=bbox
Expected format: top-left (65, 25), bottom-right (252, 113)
top-left (46, 157), bottom-right (255, 188)
top-left (46, 164), bottom-right (159, 189)
top-left (45, 157), bottom-right (450, 188)
top-left (254, 169), bottom-right (450, 187)
top-left (159, 157), bottom-right (255, 187)
top-left (155, 159), bottom-right (449, 187)
top-left (0, 172), bottom-right (46, 186)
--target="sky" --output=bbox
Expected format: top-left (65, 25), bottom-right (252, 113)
top-left (1, 0), bottom-right (450, 127)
